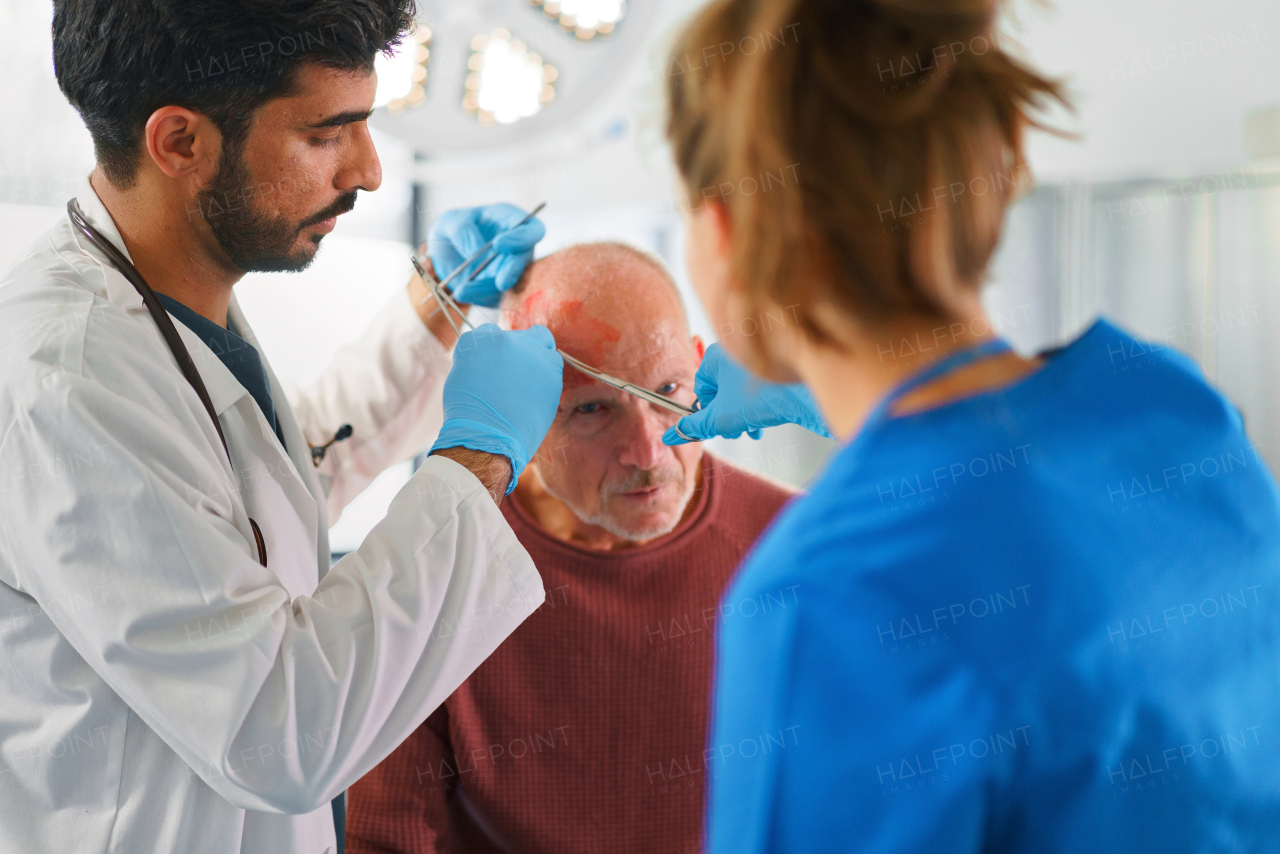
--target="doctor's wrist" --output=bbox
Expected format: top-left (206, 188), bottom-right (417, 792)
top-left (408, 255), bottom-right (470, 349)
top-left (430, 446), bottom-right (512, 505)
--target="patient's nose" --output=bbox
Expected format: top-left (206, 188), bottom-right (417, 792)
top-left (618, 404), bottom-right (672, 471)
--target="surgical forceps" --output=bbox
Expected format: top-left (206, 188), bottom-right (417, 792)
top-left (557, 351), bottom-right (700, 417)
top-left (415, 203), bottom-right (544, 331)
top-left (409, 210), bottom-right (698, 418)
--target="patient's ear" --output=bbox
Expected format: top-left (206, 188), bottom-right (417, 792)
top-left (691, 334), bottom-right (706, 361)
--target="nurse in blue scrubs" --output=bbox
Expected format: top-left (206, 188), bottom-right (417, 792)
top-left (661, 0), bottom-right (1280, 851)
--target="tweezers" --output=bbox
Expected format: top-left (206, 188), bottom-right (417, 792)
top-left (409, 246), bottom-right (698, 418)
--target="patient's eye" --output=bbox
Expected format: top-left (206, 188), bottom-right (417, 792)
top-left (657, 383), bottom-right (678, 396)
top-left (576, 401), bottom-right (603, 415)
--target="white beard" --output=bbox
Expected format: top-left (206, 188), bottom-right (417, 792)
top-left (535, 465), bottom-right (697, 542)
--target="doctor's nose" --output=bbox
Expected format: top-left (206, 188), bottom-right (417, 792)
top-left (336, 122), bottom-right (382, 193)
top-left (617, 405), bottom-right (675, 471)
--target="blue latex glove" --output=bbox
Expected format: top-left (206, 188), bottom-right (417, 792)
top-left (662, 343), bottom-right (832, 445)
top-left (427, 204), bottom-right (546, 307)
top-left (430, 324), bottom-right (564, 492)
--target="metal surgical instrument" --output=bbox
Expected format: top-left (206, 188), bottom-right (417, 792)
top-left (416, 202), bottom-right (547, 304)
top-left (556, 351), bottom-right (699, 417)
top-left (415, 204), bottom-right (546, 333)
top-left (408, 222), bottom-right (698, 418)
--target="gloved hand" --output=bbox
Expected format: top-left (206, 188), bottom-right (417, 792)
top-left (430, 324), bottom-right (564, 492)
top-left (662, 343), bottom-right (832, 445)
top-left (427, 204), bottom-right (546, 308)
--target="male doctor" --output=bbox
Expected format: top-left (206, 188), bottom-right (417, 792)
top-left (0, 2), bottom-right (562, 852)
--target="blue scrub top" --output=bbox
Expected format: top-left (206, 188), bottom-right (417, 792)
top-left (706, 318), bottom-right (1280, 853)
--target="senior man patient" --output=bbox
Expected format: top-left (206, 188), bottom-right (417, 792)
top-left (346, 243), bottom-right (795, 854)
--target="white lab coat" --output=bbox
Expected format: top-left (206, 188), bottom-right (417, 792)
top-left (0, 179), bottom-right (545, 854)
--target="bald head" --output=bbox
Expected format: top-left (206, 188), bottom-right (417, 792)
top-left (500, 242), bottom-right (691, 384)
top-left (500, 242), bottom-right (706, 547)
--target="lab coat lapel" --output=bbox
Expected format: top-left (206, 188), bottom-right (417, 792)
top-left (173, 316), bottom-right (322, 595)
top-left (168, 322), bottom-right (253, 417)
top-left (227, 296), bottom-right (331, 579)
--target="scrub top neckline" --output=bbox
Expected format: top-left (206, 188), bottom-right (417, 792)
top-left (867, 336), bottom-right (1015, 426)
top-left (855, 320), bottom-right (1102, 446)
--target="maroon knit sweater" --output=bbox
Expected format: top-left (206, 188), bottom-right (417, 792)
top-left (347, 454), bottom-right (794, 854)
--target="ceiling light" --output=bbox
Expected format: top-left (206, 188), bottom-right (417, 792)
top-left (463, 30), bottom-right (557, 127)
top-left (375, 24), bottom-right (432, 114)
top-left (530, 0), bottom-right (626, 41)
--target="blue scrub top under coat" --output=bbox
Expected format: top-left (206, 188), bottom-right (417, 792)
top-left (155, 293), bottom-right (288, 450)
top-left (705, 318), bottom-right (1280, 853)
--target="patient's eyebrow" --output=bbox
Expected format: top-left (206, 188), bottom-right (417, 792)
top-left (306, 109), bottom-right (374, 129)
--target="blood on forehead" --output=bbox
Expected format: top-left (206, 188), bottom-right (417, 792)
top-left (507, 290), bottom-right (622, 390)
top-left (560, 363), bottom-right (599, 392)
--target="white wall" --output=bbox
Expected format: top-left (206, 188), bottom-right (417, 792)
top-left (1013, 0), bottom-right (1279, 181)
top-left (0, 1), bottom-right (96, 207)
top-left (421, 0), bottom-right (1280, 213)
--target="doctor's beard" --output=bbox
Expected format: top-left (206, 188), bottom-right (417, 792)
top-left (197, 143), bottom-right (356, 274)
top-left (538, 463), bottom-right (696, 542)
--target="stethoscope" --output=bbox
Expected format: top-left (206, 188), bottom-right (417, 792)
top-left (66, 198), bottom-right (349, 567)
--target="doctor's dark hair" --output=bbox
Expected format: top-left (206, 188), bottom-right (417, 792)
top-left (666, 0), bottom-right (1068, 357)
top-left (52, 0), bottom-right (417, 189)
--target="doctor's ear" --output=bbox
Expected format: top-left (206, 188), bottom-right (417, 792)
top-left (143, 107), bottom-right (221, 182)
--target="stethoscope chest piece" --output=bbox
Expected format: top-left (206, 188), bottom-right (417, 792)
top-left (310, 424), bottom-right (353, 466)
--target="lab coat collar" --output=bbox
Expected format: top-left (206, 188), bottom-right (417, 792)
top-left (70, 177), bottom-right (251, 419)
top-left (69, 178), bottom-right (251, 421)
top-left (176, 299), bottom-right (325, 575)
top-left (71, 175), bottom-right (147, 315)
top-left (73, 174), bottom-right (133, 263)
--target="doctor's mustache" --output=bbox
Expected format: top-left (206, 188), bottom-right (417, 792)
top-left (299, 191), bottom-right (357, 230)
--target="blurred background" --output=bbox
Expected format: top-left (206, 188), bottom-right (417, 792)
top-left (2, 0), bottom-right (1278, 552)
